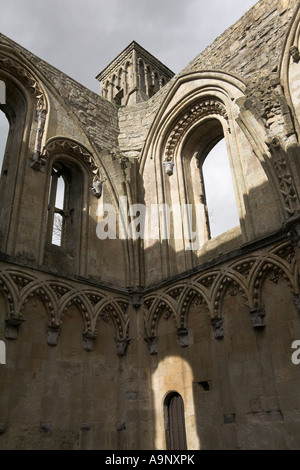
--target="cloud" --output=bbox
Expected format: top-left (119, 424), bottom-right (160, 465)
top-left (0, 0), bottom-right (257, 237)
top-left (0, 0), bottom-right (258, 92)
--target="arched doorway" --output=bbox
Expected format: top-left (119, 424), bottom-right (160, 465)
top-left (164, 392), bottom-right (187, 450)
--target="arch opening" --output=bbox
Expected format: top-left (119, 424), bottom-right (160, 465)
top-left (0, 109), bottom-right (9, 174)
top-left (202, 137), bottom-right (240, 238)
top-left (164, 391), bottom-right (187, 450)
top-left (182, 117), bottom-right (240, 243)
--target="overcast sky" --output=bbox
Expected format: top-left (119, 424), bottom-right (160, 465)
top-left (0, 0), bottom-right (258, 93)
top-left (0, 0), bottom-right (258, 238)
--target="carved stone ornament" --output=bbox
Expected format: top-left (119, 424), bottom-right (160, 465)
top-left (177, 328), bottom-right (189, 347)
top-left (115, 337), bottom-right (130, 356)
top-left (164, 98), bottom-right (229, 163)
top-left (129, 288), bottom-right (144, 309)
top-left (163, 160), bottom-right (174, 176)
top-left (0, 54), bottom-right (46, 110)
top-left (42, 138), bottom-right (102, 183)
top-left (144, 336), bottom-right (159, 355)
top-left (29, 108), bottom-right (47, 171)
top-left (211, 318), bottom-right (224, 339)
top-left (91, 179), bottom-right (104, 199)
top-left (82, 331), bottom-right (97, 352)
top-left (266, 137), bottom-right (298, 217)
top-left (5, 317), bottom-right (25, 339)
top-left (282, 212), bottom-right (300, 247)
top-left (46, 325), bottom-right (61, 346)
top-left (290, 45), bottom-right (300, 63)
top-left (249, 307), bottom-right (266, 329)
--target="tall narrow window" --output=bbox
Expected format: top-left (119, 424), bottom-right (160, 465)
top-left (47, 167), bottom-right (68, 247)
top-left (202, 138), bottom-right (239, 238)
top-left (44, 156), bottom-right (85, 275)
top-left (164, 392), bottom-right (187, 450)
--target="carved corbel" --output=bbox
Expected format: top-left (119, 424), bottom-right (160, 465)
top-left (91, 179), bottom-right (105, 199)
top-left (46, 325), bottom-right (61, 346)
top-left (144, 336), bottom-right (159, 355)
top-left (128, 288), bottom-right (144, 309)
top-left (249, 307), bottom-right (266, 329)
top-left (163, 159), bottom-right (174, 176)
top-left (5, 317), bottom-right (25, 339)
top-left (82, 331), bottom-right (97, 351)
top-left (211, 318), bottom-right (224, 339)
top-left (115, 337), bottom-right (130, 356)
top-left (177, 328), bottom-right (189, 347)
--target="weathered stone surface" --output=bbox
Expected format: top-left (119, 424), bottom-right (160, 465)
top-left (0, 0), bottom-right (300, 451)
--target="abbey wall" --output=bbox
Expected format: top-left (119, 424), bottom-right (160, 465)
top-left (0, 0), bottom-right (300, 450)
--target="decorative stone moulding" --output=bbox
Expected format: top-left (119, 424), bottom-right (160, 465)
top-left (82, 331), bottom-right (97, 352)
top-left (290, 45), bottom-right (300, 63)
top-left (163, 159), bottom-right (174, 176)
top-left (177, 328), bottom-right (189, 347)
top-left (0, 54), bottom-right (47, 111)
top-left (211, 318), bottom-right (224, 339)
top-left (41, 138), bottom-right (105, 199)
top-left (115, 337), bottom-right (130, 356)
top-left (5, 317), bottom-right (25, 339)
top-left (91, 179), bottom-right (105, 199)
top-left (283, 212), bottom-right (300, 247)
top-left (249, 307), bottom-right (266, 329)
top-left (164, 98), bottom-right (229, 164)
top-left (29, 108), bottom-right (47, 171)
top-left (144, 336), bottom-right (159, 355)
top-left (129, 288), bottom-right (144, 309)
top-left (46, 325), bottom-right (61, 346)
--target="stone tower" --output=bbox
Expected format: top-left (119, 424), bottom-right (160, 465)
top-left (1, 0), bottom-right (300, 451)
top-left (96, 40), bottom-right (174, 106)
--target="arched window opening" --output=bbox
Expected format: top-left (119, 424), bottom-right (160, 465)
top-left (0, 110), bottom-right (9, 174)
top-left (48, 168), bottom-right (66, 246)
top-left (182, 117), bottom-right (240, 244)
top-left (164, 392), bottom-right (187, 450)
top-left (202, 137), bottom-right (239, 238)
top-left (44, 154), bottom-right (88, 276)
top-left (46, 160), bottom-right (83, 253)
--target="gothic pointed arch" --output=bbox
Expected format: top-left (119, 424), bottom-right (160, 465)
top-left (144, 293), bottom-right (178, 338)
top-left (0, 46), bottom-right (49, 256)
top-left (95, 297), bottom-right (130, 339)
